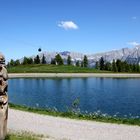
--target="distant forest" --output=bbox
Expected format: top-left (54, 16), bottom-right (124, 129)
top-left (8, 54), bottom-right (140, 73)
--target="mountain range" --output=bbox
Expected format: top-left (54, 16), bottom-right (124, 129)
top-left (30, 45), bottom-right (140, 67)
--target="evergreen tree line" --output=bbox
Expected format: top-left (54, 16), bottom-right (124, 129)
top-left (7, 54), bottom-right (46, 67)
top-left (7, 54), bottom-right (140, 72)
top-left (95, 57), bottom-right (140, 72)
top-left (8, 54), bottom-right (89, 68)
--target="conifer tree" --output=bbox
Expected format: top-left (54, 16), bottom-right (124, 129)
top-left (83, 55), bottom-right (88, 67)
top-left (51, 59), bottom-right (56, 65)
top-left (9, 59), bottom-right (15, 66)
top-left (116, 59), bottom-right (122, 72)
top-left (99, 57), bottom-right (104, 70)
top-left (42, 54), bottom-right (46, 64)
top-left (112, 59), bottom-right (118, 72)
top-left (55, 54), bottom-right (63, 65)
top-left (34, 55), bottom-right (40, 64)
top-left (15, 59), bottom-right (20, 66)
top-left (67, 55), bottom-right (72, 65)
top-left (22, 57), bottom-right (28, 65)
top-left (28, 58), bottom-right (33, 64)
top-left (76, 61), bottom-right (80, 67)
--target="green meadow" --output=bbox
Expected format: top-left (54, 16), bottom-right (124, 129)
top-left (7, 64), bottom-right (108, 73)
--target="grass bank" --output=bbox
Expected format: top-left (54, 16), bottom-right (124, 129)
top-left (7, 64), bottom-right (108, 73)
top-left (9, 103), bottom-right (140, 126)
top-left (5, 131), bottom-right (43, 140)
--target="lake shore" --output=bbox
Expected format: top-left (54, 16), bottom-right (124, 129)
top-left (8, 73), bottom-right (140, 78)
top-left (8, 108), bottom-right (140, 140)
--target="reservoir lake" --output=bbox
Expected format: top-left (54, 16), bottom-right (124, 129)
top-left (8, 78), bottom-right (140, 117)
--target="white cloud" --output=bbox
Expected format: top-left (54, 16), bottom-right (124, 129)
top-left (58, 21), bottom-right (79, 30)
top-left (127, 41), bottom-right (140, 46)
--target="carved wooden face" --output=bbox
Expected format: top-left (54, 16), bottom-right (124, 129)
top-left (0, 55), bottom-right (5, 64)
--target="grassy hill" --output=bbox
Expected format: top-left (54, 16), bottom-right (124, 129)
top-left (7, 64), bottom-right (108, 73)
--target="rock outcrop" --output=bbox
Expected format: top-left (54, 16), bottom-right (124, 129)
top-left (19, 45), bottom-right (140, 67)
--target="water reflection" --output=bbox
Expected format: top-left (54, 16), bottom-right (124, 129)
top-left (8, 78), bottom-right (140, 117)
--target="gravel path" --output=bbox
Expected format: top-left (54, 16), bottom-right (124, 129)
top-left (8, 73), bottom-right (140, 78)
top-left (8, 109), bottom-right (140, 140)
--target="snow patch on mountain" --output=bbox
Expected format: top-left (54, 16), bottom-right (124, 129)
top-left (21, 45), bottom-right (140, 67)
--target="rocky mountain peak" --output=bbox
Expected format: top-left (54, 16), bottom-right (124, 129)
top-left (20, 45), bottom-right (140, 67)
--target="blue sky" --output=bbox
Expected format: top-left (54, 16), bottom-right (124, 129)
top-left (0, 0), bottom-right (140, 61)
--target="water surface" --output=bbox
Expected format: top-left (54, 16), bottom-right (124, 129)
top-left (8, 78), bottom-right (140, 117)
